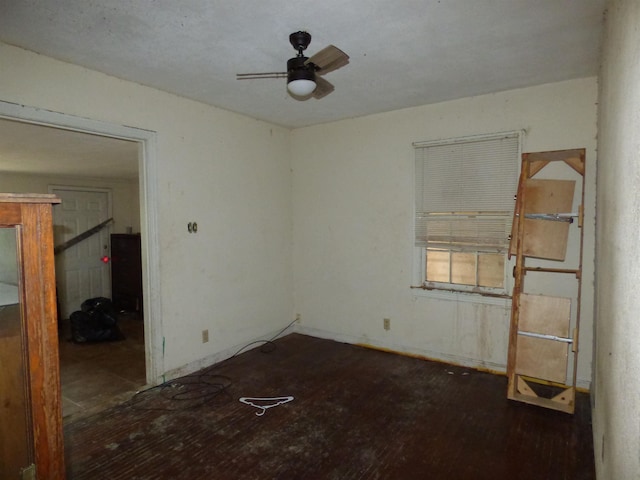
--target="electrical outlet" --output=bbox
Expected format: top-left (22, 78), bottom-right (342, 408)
top-left (202, 329), bottom-right (209, 343)
top-left (383, 318), bottom-right (391, 331)
top-left (295, 313), bottom-right (301, 323)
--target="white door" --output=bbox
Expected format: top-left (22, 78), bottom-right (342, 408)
top-left (51, 188), bottom-right (112, 319)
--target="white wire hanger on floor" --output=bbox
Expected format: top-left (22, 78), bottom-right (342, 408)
top-left (239, 396), bottom-right (294, 416)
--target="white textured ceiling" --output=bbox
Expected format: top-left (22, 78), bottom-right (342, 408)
top-left (0, 119), bottom-right (139, 179)
top-left (0, 0), bottom-right (606, 129)
top-left (0, 0), bottom-right (606, 178)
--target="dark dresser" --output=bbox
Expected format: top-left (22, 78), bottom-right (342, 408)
top-left (110, 233), bottom-right (143, 313)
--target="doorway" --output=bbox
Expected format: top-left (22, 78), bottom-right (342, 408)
top-left (0, 100), bottom-right (163, 418)
top-left (48, 185), bottom-right (146, 418)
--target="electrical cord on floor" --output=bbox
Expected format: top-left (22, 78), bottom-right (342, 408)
top-left (129, 318), bottom-right (297, 411)
top-left (223, 317), bottom-right (298, 358)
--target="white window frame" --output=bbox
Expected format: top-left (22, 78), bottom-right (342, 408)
top-left (412, 131), bottom-right (522, 302)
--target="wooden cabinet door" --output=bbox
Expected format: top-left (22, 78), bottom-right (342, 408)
top-left (0, 227), bottom-right (32, 477)
top-left (0, 195), bottom-right (65, 479)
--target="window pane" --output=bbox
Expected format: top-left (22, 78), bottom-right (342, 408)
top-left (451, 252), bottom-right (476, 285)
top-left (426, 249), bottom-right (450, 283)
top-left (415, 132), bottom-right (520, 293)
top-left (478, 253), bottom-right (505, 288)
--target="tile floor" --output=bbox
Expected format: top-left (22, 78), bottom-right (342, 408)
top-left (58, 312), bottom-right (147, 423)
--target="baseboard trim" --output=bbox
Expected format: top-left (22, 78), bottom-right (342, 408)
top-left (294, 325), bottom-right (591, 391)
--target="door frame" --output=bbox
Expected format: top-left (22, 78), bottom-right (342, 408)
top-left (48, 185), bottom-right (114, 319)
top-left (0, 100), bottom-right (163, 385)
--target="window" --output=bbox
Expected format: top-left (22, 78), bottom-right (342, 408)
top-left (414, 132), bottom-right (520, 296)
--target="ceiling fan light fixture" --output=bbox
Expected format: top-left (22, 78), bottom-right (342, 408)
top-left (287, 78), bottom-right (316, 96)
top-left (287, 56), bottom-right (316, 96)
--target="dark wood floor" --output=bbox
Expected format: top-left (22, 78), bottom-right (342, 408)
top-left (64, 333), bottom-right (594, 479)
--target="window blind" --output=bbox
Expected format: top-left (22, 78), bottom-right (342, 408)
top-left (415, 133), bottom-right (520, 250)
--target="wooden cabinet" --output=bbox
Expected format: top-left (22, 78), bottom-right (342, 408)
top-left (0, 194), bottom-right (64, 479)
top-left (110, 234), bottom-right (143, 313)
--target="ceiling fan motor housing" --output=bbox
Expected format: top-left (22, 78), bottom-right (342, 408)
top-left (287, 56), bottom-right (315, 83)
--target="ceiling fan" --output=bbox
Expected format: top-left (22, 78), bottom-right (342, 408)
top-left (236, 31), bottom-right (350, 99)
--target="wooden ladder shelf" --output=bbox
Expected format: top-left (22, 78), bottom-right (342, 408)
top-left (506, 148), bottom-right (586, 414)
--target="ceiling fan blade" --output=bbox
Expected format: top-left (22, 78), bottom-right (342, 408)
top-left (236, 72), bottom-right (286, 80)
top-left (312, 76), bottom-right (335, 99)
top-left (306, 45), bottom-right (349, 75)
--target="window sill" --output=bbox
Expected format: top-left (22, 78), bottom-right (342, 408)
top-left (411, 285), bottom-right (512, 306)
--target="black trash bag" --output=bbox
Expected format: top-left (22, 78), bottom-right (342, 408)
top-left (81, 297), bottom-right (118, 327)
top-left (70, 297), bottom-right (124, 343)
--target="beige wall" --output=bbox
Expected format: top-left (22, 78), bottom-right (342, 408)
top-left (0, 41), bottom-right (601, 397)
top-left (0, 43), bottom-right (293, 377)
top-left (593, 0), bottom-right (640, 477)
top-left (292, 78), bottom-right (597, 387)
top-left (0, 172), bottom-right (140, 234)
